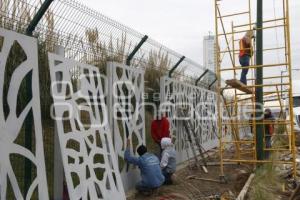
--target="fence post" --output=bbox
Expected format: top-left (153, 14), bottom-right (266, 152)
top-left (24, 0), bottom-right (54, 195)
top-left (208, 76), bottom-right (218, 90)
top-left (53, 45), bottom-right (65, 200)
top-left (25, 0), bottom-right (54, 35)
top-left (255, 0), bottom-right (264, 160)
top-left (168, 56), bottom-right (185, 78)
top-left (126, 35), bottom-right (148, 66)
top-left (195, 69), bottom-right (209, 86)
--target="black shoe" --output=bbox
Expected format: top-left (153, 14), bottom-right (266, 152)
top-left (164, 179), bottom-right (173, 185)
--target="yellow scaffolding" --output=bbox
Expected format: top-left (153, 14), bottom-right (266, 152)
top-left (214, 0), bottom-right (296, 178)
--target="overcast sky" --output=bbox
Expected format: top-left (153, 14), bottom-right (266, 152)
top-left (82, 0), bottom-right (299, 72)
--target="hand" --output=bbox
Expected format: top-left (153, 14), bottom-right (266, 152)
top-left (126, 139), bottom-right (131, 148)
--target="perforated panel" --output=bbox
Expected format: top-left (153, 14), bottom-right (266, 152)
top-left (49, 54), bottom-right (125, 200)
top-left (107, 62), bottom-right (146, 191)
top-left (0, 28), bottom-right (49, 200)
top-left (160, 76), bottom-right (221, 163)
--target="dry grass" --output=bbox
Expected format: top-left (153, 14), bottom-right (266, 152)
top-left (84, 28), bottom-right (130, 73)
top-left (248, 163), bottom-right (284, 200)
top-left (0, 0), bottom-right (32, 32)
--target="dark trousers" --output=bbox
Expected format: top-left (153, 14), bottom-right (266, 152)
top-left (265, 136), bottom-right (272, 159)
top-left (156, 142), bottom-right (162, 160)
top-left (239, 55), bottom-right (250, 85)
top-left (162, 169), bottom-right (173, 185)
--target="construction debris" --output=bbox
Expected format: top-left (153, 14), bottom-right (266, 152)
top-left (236, 173), bottom-right (255, 200)
top-left (186, 175), bottom-right (223, 183)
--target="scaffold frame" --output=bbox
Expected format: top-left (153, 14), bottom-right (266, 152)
top-left (214, 0), bottom-right (296, 178)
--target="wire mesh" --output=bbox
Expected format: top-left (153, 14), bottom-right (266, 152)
top-left (1, 0), bottom-right (216, 86)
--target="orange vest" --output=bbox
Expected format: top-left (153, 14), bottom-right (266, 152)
top-left (239, 38), bottom-right (252, 58)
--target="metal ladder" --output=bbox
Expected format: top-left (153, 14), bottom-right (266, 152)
top-left (178, 108), bottom-right (208, 172)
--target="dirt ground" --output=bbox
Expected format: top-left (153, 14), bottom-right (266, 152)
top-left (127, 135), bottom-right (300, 200)
top-left (127, 151), bottom-right (252, 200)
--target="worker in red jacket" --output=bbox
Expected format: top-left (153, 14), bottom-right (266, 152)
top-left (151, 114), bottom-right (170, 156)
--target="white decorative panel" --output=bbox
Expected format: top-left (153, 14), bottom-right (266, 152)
top-left (48, 54), bottom-right (125, 200)
top-left (0, 28), bottom-right (49, 199)
top-left (107, 62), bottom-right (145, 191)
top-left (160, 76), bottom-right (220, 163)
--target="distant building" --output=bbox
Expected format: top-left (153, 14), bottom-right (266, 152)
top-left (203, 34), bottom-right (217, 85)
top-left (203, 35), bottom-right (216, 73)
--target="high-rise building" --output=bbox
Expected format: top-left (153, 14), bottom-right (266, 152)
top-left (203, 35), bottom-right (216, 72)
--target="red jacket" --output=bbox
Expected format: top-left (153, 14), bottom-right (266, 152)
top-left (151, 117), bottom-right (170, 143)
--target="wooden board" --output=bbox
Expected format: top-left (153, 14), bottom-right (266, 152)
top-left (236, 173), bottom-right (255, 200)
top-left (225, 79), bottom-right (252, 94)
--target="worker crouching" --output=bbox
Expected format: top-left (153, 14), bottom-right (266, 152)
top-left (160, 137), bottom-right (176, 185)
top-left (124, 139), bottom-right (165, 193)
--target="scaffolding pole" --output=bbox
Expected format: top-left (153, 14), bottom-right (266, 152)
top-left (255, 0), bottom-right (264, 160)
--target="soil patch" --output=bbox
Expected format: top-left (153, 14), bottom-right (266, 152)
top-left (127, 159), bottom-right (252, 200)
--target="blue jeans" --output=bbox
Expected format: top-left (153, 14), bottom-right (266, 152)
top-left (136, 181), bottom-right (151, 192)
top-left (239, 55), bottom-right (250, 85)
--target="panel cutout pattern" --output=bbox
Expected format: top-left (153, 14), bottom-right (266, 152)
top-left (160, 76), bottom-right (222, 163)
top-left (49, 54), bottom-right (125, 200)
top-left (107, 62), bottom-right (145, 191)
top-left (0, 28), bottom-right (49, 199)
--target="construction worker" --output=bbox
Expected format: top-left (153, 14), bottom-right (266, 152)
top-left (151, 112), bottom-right (170, 157)
top-left (160, 137), bottom-right (176, 185)
top-left (124, 139), bottom-right (165, 193)
top-left (264, 108), bottom-right (275, 159)
top-left (239, 30), bottom-right (254, 85)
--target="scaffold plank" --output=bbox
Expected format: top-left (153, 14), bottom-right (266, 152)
top-left (225, 79), bottom-right (252, 94)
